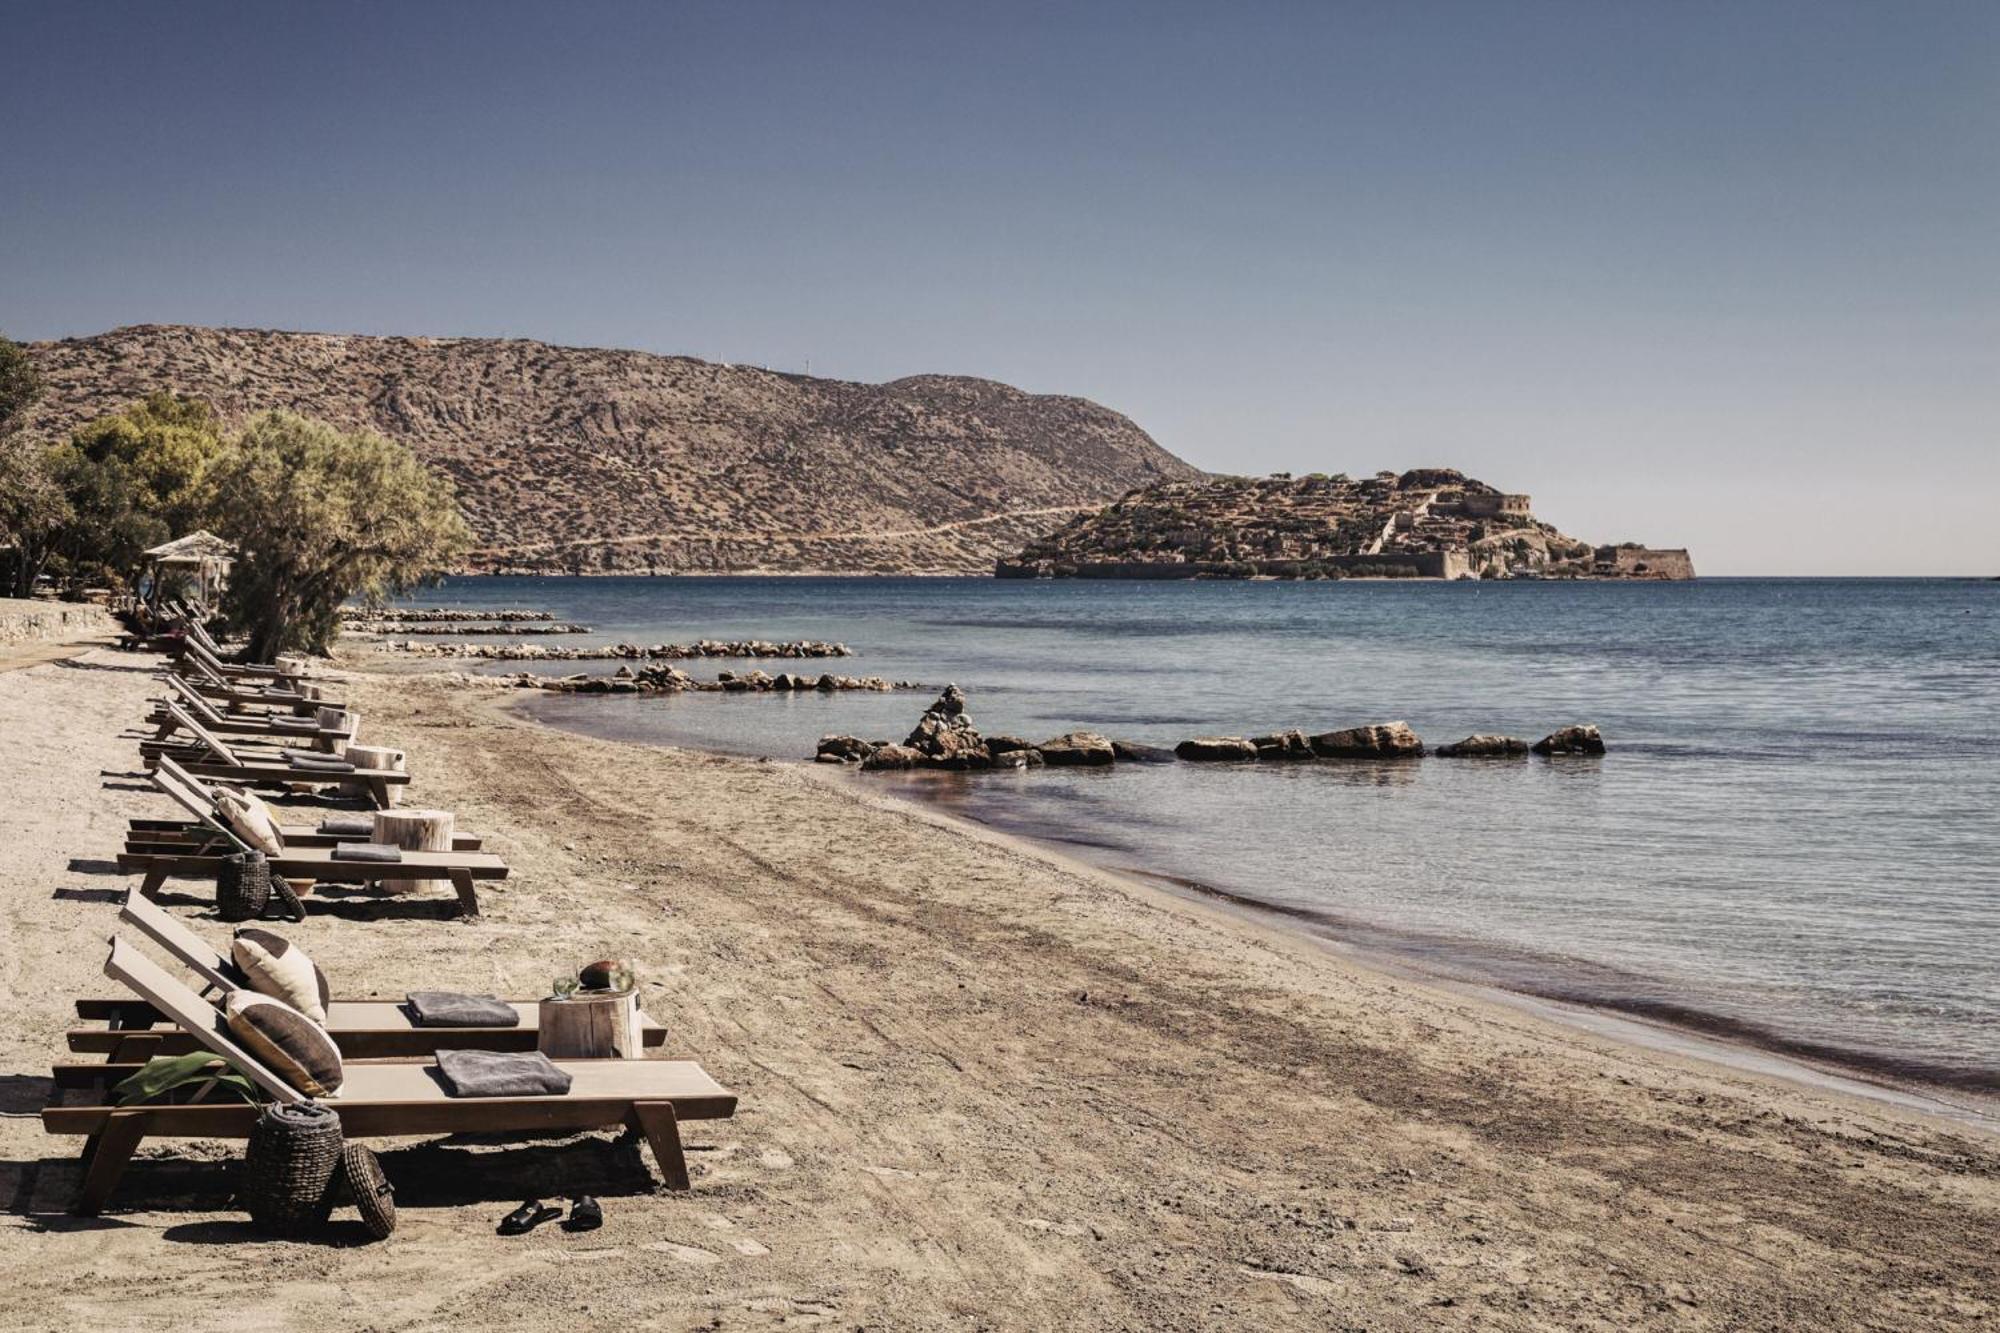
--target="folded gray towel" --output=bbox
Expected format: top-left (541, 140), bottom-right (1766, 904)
top-left (316, 816), bottom-right (375, 836)
top-left (331, 842), bottom-right (401, 863)
top-left (282, 750), bottom-right (356, 772)
top-left (405, 991), bottom-right (521, 1027)
top-left (269, 717), bottom-right (319, 731)
top-left (434, 1049), bottom-right (572, 1098)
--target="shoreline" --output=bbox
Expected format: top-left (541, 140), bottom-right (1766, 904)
top-left (803, 745), bottom-right (2000, 1133)
top-left (498, 677), bottom-right (2000, 1130)
top-left (9, 644), bottom-right (1994, 1328)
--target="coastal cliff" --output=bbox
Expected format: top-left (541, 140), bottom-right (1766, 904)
top-left (20, 325), bottom-right (1199, 576)
top-left (997, 469), bottom-right (1693, 580)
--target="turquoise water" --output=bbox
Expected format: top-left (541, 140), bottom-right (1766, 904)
top-left (393, 575), bottom-right (2000, 1092)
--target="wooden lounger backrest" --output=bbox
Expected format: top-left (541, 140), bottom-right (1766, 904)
top-left (150, 757), bottom-right (253, 854)
top-left (104, 935), bottom-right (305, 1104)
top-left (180, 644), bottom-right (231, 688)
top-left (165, 673), bottom-right (227, 725)
top-left (161, 701), bottom-right (241, 766)
top-left (119, 888), bottom-right (236, 992)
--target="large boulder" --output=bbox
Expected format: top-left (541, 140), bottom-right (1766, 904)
top-left (1038, 731), bottom-right (1116, 766)
top-left (903, 684), bottom-right (990, 768)
top-left (860, 743), bottom-right (921, 771)
top-left (1532, 724), bottom-right (1605, 756)
top-left (985, 734), bottom-right (1036, 756)
top-left (1309, 721), bottom-right (1424, 759)
top-left (1175, 735), bottom-right (1260, 762)
top-left (1251, 729), bottom-right (1314, 761)
top-left (1435, 734), bottom-right (1529, 758)
top-left (816, 734), bottom-right (875, 764)
top-left (1111, 739), bottom-right (1177, 764)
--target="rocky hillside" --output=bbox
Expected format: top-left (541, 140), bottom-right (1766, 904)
top-left (20, 325), bottom-right (1199, 574)
top-left (997, 469), bottom-right (1693, 580)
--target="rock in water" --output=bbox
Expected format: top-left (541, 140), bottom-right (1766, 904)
top-left (1037, 731), bottom-right (1117, 766)
top-left (903, 684), bottom-right (990, 768)
top-left (1251, 729), bottom-right (1315, 760)
top-left (860, 744), bottom-right (921, 771)
top-left (1531, 724), bottom-right (1605, 756)
top-left (1435, 734), bottom-right (1529, 757)
top-left (985, 734), bottom-right (1036, 756)
top-left (1175, 736), bottom-right (1260, 762)
top-left (1111, 739), bottom-right (1177, 764)
top-left (816, 735), bottom-right (875, 764)
top-left (1308, 721), bottom-right (1425, 758)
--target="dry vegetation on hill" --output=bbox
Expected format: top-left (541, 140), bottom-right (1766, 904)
top-left (22, 325), bottom-right (1199, 574)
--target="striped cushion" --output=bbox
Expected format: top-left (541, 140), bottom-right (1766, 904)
top-left (225, 992), bottom-right (344, 1096)
top-left (232, 928), bottom-right (330, 1025)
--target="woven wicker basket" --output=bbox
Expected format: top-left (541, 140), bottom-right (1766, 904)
top-left (268, 874), bottom-right (306, 922)
top-left (335, 1144), bottom-right (396, 1241)
top-left (241, 1102), bottom-right (342, 1236)
top-left (216, 851), bottom-right (271, 922)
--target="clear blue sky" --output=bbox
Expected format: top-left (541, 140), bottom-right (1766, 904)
top-left (3, 1), bottom-right (1995, 573)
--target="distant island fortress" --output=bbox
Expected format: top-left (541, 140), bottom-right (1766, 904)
top-left (996, 469), bottom-right (1694, 581)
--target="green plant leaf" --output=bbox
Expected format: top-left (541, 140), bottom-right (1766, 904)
top-left (113, 1052), bottom-right (259, 1105)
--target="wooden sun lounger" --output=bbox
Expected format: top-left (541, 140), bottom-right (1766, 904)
top-left (45, 939), bottom-right (733, 1214)
top-left (124, 760), bottom-right (501, 917)
top-left (125, 759), bottom-right (478, 851)
top-left (66, 893), bottom-right (661, 1059)
top-left (142, 705), bottom-right (404, 808)
top-left (145, 677), bottom-right (354, 752)
top-left (124, 819), bottom-right (481, 853)
top-left (173, 657), bottom-right (344, 712)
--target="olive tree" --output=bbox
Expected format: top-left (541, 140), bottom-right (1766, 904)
top-left (47, 393), bottom-right (226, 591)
top-left (0, 335), bottom-right (64, 596)
top-left (0, 334), bottom-right (40, 436)
top-left (207, 412), bottom-right (472, 658)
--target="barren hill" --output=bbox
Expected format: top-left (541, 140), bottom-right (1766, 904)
top-left (998, 469), bottom-right (1693, 580)
top-left (20, 325), bottom-right (1199, 574)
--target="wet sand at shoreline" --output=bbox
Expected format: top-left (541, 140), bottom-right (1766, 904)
top-left (0, 646), bottom-right (1995, 1330)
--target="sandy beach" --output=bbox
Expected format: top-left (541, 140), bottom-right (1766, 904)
top-left (0, 641), bottom-right (1996, 1332)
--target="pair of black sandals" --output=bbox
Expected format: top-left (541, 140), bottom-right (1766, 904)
top-left (499, 1195), bottom-right (601, 1235)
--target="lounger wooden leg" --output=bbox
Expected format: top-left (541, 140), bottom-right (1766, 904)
top-left (447, 868), bottom-right (481, 920)
top-left (73, 1110), bottom-right (148, 1216)
top-left (365, 777), bottom-right (392, 810)
top-left (138, 867), bottom-right (168, 901)
top-left (628, 1102), bottom-right (690, 1191)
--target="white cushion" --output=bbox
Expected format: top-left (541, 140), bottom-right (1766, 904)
top-left (215, 787), bottom-right (284, 856)
top-left (232, 927), bottom-right (329, 1025)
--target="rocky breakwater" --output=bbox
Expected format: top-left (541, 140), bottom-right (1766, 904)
top-left (388, 638), bottom-right (855, 662)
top-left (1174, 721), bottom-right (1426, 762)
top-left (340, 607), bottom-right (557, 622)
top-left (511, 664), bottom-right (908, 695)
top-left (363, 621), bottom-right (593, 636)
top-left (819, 693), bottom-right (1606, 773)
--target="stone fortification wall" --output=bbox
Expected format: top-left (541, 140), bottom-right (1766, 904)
top-left (1593, 547), bottom-right (1696, 579)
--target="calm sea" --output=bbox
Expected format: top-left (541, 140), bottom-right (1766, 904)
top-left (392, 575), bottom-right (1999, 1096)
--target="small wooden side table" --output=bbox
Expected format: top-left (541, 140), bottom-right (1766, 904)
top-left (537, 991), bottom-right (643, 1059)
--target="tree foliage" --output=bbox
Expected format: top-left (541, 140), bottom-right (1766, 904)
top-left (0, 334), bottom-right (62, 596)
top-left (0, 334), bottom-right (39, 438)
top-left (208, 411), bottom-right (472, 658)
top-left (47, 393), bottom-right (227, 590)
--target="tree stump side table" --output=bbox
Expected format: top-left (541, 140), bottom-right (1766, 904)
top-left (537, 992), bottom-right (642, 1059)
